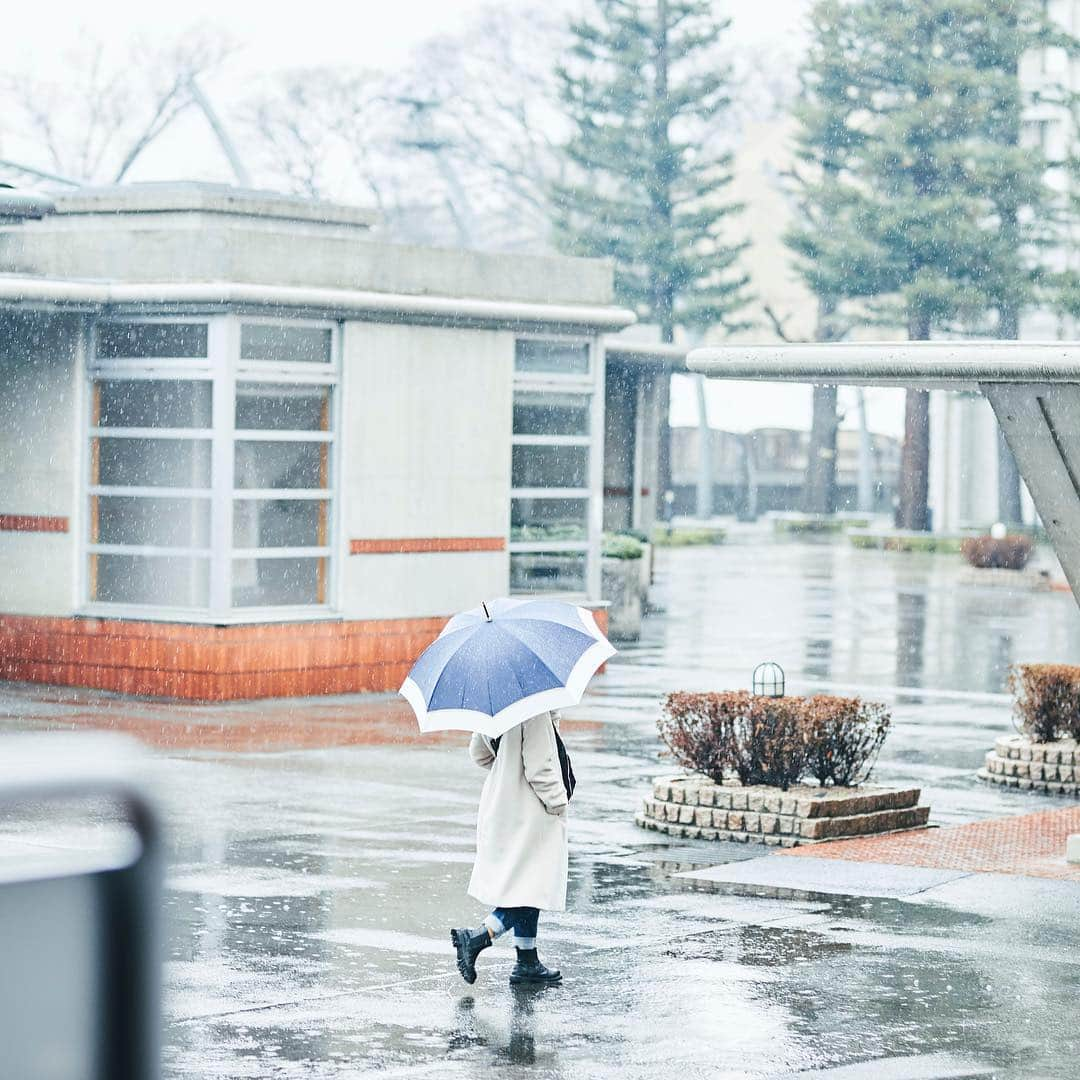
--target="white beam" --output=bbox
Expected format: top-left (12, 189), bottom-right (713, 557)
top-left (688, 340), bottom-right (1080, 389)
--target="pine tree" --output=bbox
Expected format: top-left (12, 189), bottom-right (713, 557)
top-left (786, 0), bottom-right (866, 515)
top-left (553, 0), bottom-right (751, 498)
top-left (789, 0), bottom-right (1069, 530)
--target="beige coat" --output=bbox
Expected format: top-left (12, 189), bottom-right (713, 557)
top-left (466, 711), bottom-right (569, 912)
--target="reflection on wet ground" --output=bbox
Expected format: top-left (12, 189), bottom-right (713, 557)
top-left (1, 536), bottom-right (1079, 1077)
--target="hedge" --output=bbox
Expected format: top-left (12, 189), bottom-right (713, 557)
top-left (658, 690), bottom-right (891, 791)
top-left (1008, 664), bottom-right (1080, 742)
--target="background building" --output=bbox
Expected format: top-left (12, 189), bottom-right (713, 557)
top-left (669, 425), bottom-right (900, 519)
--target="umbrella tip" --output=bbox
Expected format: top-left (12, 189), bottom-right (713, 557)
top-left (481, 601), bottom-right (492, 622)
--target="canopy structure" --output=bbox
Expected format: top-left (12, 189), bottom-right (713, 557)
top-left (687, 340), bottom-right (1080, 606)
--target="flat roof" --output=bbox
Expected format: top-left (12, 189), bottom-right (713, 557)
top-left (687, 341), bottom-right (1080, 391)
top-left (0, 275), bottom-right (635, 332)
top-left (52, 182), bottom-right (378, 228)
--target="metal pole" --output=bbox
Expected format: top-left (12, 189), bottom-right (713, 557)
top-left (857, 388), bottom-right (874, 512)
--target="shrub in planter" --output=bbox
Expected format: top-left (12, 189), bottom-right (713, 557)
top-left (602, 533), bottom-right (644, 559)
top-left (961, 535), bottom-right (1033, 570)
top-left (659, 691), bottom-right (892, 790)
top-left (1008, 663), bottom-right (1080, 742)
top-left (801, 696), bottom-right (891, 786)
top-left (659, 691), bottom-right (807, 791)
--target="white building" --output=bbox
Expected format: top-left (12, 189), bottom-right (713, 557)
top-left (0, 183), bottom-right (672, 700)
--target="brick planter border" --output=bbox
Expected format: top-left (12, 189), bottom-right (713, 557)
top-left (978, 735), bottom-right (1080, 797)
top-left (636, 775), bottom-right (930, 847)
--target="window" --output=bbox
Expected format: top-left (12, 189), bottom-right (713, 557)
top-left (85, 317), bottom-right (338, 619)
top-left (509, 338), bottom-right (601, 597)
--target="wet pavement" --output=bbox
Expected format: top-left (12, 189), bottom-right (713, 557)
top-left (2, 532), bottom-right (1079, 1078)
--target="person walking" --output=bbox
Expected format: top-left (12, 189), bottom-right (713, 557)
top-left (451, 709), bottom-right (572, 987)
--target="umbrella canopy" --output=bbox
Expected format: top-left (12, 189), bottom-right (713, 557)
top-left (399, 597), bottom-right (615, 737)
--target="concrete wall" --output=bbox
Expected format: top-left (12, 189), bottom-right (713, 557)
top-left (340, 322), bottom-right (513, 619)
top-left (929, 391), bottom-right (1023, 533)
top-left (603, 363), bottom-right (637, 531)
top-left (0, 313), bottom-right (81, 614)
top-left (2, 214), bottom-right (614, 306)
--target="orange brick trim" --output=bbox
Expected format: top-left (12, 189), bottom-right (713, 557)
top-left (0, 614), bottom-right (446, 702)
top-left (0, 514), bottom-right (69, 533)
top-left (0, 606), bottom-right (610, 703)
top-left (350, 537), bottom-right (506, 554)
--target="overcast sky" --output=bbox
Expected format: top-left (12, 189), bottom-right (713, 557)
top-left (3, 0), bottom-right (905, 437)
top-left (1, 0), bottom-right (813, 72)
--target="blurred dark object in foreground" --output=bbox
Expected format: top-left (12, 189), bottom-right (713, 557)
top-left (0, 735), bottom-right (161, 1080)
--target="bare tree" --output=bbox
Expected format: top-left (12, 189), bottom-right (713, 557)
top-left (0, 31), bottom-right (232, 185)
top-left (237, 3), bottom-right (566, 251)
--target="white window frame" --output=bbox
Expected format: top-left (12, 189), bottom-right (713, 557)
top-left (81, 313), bottom-right (342, 623)
top-left (509, 332), bottom-right (605, 600)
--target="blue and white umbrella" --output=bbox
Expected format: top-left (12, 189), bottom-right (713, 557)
top-left (399, 597), bottom-right (616, 737)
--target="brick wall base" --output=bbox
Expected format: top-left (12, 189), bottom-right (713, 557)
top-left (0, 609), bottom-right (609, 703)
top-left (637, 775), bottom-right (930, 847)
top-left (978, 735), bottom-right (1080, 797)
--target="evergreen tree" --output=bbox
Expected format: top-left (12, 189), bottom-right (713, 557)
top-left (789, 0), bottom-right (1068, 530)
top-left (786, 0), bottom-right (865, 515)
top-left (553, 0), bottom-right (751, 498)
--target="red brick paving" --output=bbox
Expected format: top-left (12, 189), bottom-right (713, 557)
top-left (779, 805), bottom-right (1080, 881)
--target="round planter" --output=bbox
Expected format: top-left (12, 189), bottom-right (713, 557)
top-left (978, 734), bottom-right (1080, 796)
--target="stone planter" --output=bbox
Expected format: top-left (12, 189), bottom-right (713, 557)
top-left (639, 542), bottom-right (653, 594)
top-left (636, 774), bottom-right (930, 847)
top-left (601, 556), bottom-right (642, 641)
top-left (978, 734), bottom-right (1080, 796)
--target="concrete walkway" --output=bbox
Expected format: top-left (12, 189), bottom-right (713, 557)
top-left (1, 536), bottom-right (1079, 1078)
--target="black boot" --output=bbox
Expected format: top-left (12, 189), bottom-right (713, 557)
top-left (509, 947), bottom-right (562, 986)
top-left (450, 926), bottom-right (492, 984)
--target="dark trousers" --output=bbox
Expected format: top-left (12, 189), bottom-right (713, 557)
top-left (490, 906), bottom-right (539, 946)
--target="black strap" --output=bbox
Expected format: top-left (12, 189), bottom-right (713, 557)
top-left (554, 728), bottom-right (576, 801)
top-left (488, 722), bottom-right (575, 801)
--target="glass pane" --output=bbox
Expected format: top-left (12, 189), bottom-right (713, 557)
top-left (513, 391), bottom-right (590, 437)
top-left (93, 553), bottom-right (209, 607)
top-left (96, 496), bottom-right (210, 548)
top-left (510, 551), bottom-right (587, 594)
top-left (96, 380), bottom-right (211, 429)
top-left (96, 322), bottom-right (207, 359)
top-left (241, 324), bottom-right (332, 364)
top-left (232, 557), bottom-right (325, 607)
top-left (236, 383), bottom-right (330, 431)
top-left (234, 442), bottom-right (327, 489)
top-left (234, 499), bottom-right (327, 548)
top-left (515, 340), bottom-right (589, 376)
top-left (512, 444), bottom-right (589, 489)
top-left (96, 438), bottom-right (211, 488)
top-left (510, 498), bottom-right (588, 542)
